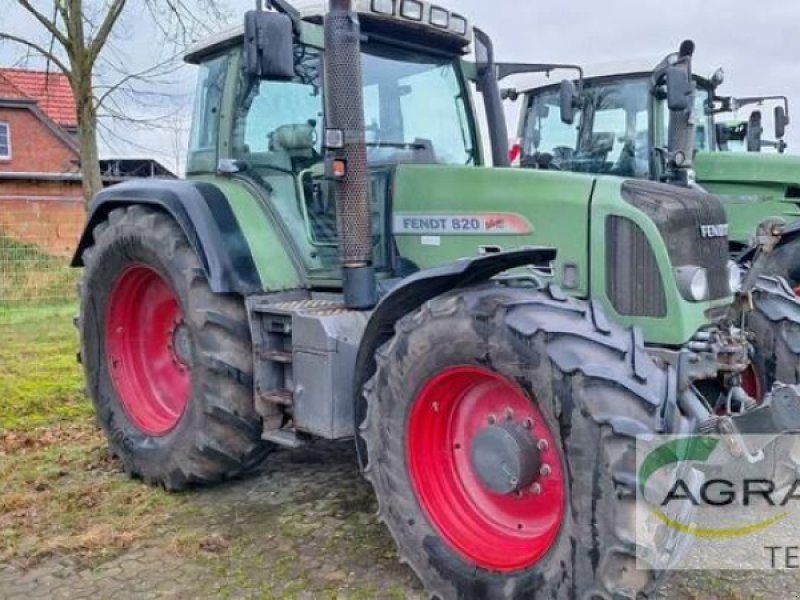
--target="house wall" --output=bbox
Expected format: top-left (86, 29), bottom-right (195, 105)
top-left (0, 107), bottom-right (78, 173)
top-left (0, 180), bottom-right (84, 257)
top-left (0, 106), bottom-right (83, 257)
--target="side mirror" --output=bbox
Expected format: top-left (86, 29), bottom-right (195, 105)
top-left (244, 10), bottom-right (295, 79)
top-left (559, 79), bottom-right (578, 125)
top-left (665, 65), bottom-right (691, 112)
top-left (775, 105), bottom-right (789, 139)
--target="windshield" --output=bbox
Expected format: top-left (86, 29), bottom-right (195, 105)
top-left (232, 44), bottom-right (475, 172)
top-left (521, 78), bottom-right (651, 178)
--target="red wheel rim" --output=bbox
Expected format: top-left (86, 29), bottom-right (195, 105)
top-left (105, 265), bottom-right (191, 436)
top-left (406, 366), bottom-right (565, 572)
top-left (741, 365), bottom-right (763, 403)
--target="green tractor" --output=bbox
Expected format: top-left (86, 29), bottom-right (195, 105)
top-left (510, 49), bottom-right (800, 258)
top-left (71, 1), bottom-right (800, 597)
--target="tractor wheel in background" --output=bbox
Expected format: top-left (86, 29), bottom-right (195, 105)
top-left (748, 276), bottom-right (800, 391)
top-left (362, 285), bottom-right (689, 599)
top-left (79, 205), bottom-right (269, 491)
top-left (746, 276), bottom-right (800, 485)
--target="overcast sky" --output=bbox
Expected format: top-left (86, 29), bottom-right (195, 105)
top-left (2, 0), bottom-right (798, 172)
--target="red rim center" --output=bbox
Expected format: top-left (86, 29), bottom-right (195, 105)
top-left (406, 366), bottom-right (565, 572)
top-left (105, 265), bottom-right (191, 436)
top-left (741, 365), bottom-right (763, 403)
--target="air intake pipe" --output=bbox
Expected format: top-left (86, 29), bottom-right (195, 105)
top-left (667, 41), bottom-right (696, 180)
top-left (324, 0), bottom-right (377, 310)
top-left (651, 40), bottom-right (696, 186)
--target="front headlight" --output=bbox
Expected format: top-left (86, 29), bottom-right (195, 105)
top-left (727, 260), bottom-right (743, 294)
top-left (675, 266), bottom-right (709, 302)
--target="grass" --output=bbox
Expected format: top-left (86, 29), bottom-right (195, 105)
top-left (0, 306), bottom-right (187, 568)
top-left (0, 304), bottom-right (89, 431)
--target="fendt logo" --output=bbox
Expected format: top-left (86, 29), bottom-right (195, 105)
top-left (699, 224), bottom-right (729, 239)
top-left (638, 435), bottom-right (794, 539)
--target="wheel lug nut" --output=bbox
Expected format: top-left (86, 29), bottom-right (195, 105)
top-left (540, 464), bottom-right (552, 477)
top-left (504, 408), bottom-right (514, 421)
top-left (537, 440), bottom-right (549, 451)
top-left (487, 415), bottom-right (496, 425)
top-left (432, 402), bottom-right (439, 413)
top-left (523, 418), bottom-right (534, 430)
top-left (531, 483), bottom-right (542, 495)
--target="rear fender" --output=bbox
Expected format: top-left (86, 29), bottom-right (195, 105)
top-left (352, 247), bottom-right (557, 469)
top-left (71, 180), bottom-right (263, 295)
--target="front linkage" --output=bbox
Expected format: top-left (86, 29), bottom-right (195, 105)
top-left (667, 227), bottom-right (800, 449)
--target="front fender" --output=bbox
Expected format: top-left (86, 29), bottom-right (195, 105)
top-left (71, 179), bottom-right (264, 295)
top-left (352, 247), bottom-right (557, 469)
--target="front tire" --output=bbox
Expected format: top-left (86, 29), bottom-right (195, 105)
top-left (80, 205), bottom-right (268, 490)
top-left (362, 285), bottom-right (686, 599)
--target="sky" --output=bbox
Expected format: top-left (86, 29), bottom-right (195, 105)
top-left (2, 0), bottom-right (798, 173)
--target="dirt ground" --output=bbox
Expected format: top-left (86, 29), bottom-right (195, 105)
top-left (3, 307), bottom-right (800, 599)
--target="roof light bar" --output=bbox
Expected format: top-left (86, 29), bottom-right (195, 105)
top-left (371, 0), bottom-right (394, 15)
top-left (429, 5), bottom-right (449, 28)
top-left (399, 0), bottom-right (423, 21)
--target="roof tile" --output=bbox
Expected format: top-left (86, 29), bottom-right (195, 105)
top-left (0, 68), bottom-right (77, 127)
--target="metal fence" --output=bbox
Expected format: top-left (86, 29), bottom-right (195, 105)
top-left (0, 200), bottom-right (84, 314)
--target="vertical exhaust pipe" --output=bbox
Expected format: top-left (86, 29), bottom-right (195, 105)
top-left (324, 0), bottom-right (377, 310)
top-left (667, 40), bottom-right (696, 183)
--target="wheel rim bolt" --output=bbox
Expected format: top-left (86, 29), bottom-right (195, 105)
top-left (504, 407), bottom-right (514, 421)
top-left (537, 440), bottom-right (548, 451)
top-left (531, 483), bottom-right (542, 495)
top-left (540, 464), bottom-right (552, 477)
top-left (432, 402), bottom-right (439, 413)
top-left (523, 418), bottom-right (534, 430)
top-left (487, 415), bottom-right (496, 425)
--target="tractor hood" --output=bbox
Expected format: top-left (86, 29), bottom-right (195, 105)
top-left (695, 151), bottom-right (800, 186)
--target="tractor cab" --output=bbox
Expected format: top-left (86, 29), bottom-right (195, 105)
top-left (514, 58), bottom-right (791, 178)
top-left (183, 0), bottom-right (506, 287)
top-left (709, 92), bottom-right (790, 154)
top-left (512, 48), bottom-right (704, 184)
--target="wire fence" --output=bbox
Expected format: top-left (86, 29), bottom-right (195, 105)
top-left (0, 199), bottom-right (84, 317)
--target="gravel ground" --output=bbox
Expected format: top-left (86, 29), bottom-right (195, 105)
top-left (3, 440), bottom-right (800, 599)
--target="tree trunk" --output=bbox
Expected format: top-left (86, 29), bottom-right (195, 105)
top-left (74, 74), bottom-right (102, 206)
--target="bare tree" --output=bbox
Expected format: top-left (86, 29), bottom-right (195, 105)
top-left (0, 0), bottom-right (226, 204)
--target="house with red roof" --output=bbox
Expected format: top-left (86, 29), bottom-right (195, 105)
top-left (0, 68), bottom-right (83, 256)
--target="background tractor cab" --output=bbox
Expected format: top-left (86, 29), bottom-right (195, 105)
top-left (511, 49), bottom-right (800, 251)
top-left (709, 93), bottom-right (790, 154)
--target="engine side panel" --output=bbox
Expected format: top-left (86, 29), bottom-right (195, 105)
top-left (391, 164), bottom-right (595, 295)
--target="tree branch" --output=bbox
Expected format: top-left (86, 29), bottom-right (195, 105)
top-left (16, 0), bottom-right (70, 48)
top-left (88, 0), bottom-right (127, 65)
top-left (0, 32), bottom-right (70, 75)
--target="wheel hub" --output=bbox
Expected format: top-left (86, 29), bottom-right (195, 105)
top-left (470, 422), bottom-right (541, 495)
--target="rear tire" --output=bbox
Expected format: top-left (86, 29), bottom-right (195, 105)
top-left (80, 205), bottom-right (269, 491)
top-left (362, 285), bottom-right (688, 599)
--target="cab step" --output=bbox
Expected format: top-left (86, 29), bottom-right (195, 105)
top-left (263, 349), bottom-right (292, 364)
top-left (262, 429), bottom-right (306, 449)
top-left (259, 388), bottom-right (294, 407)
